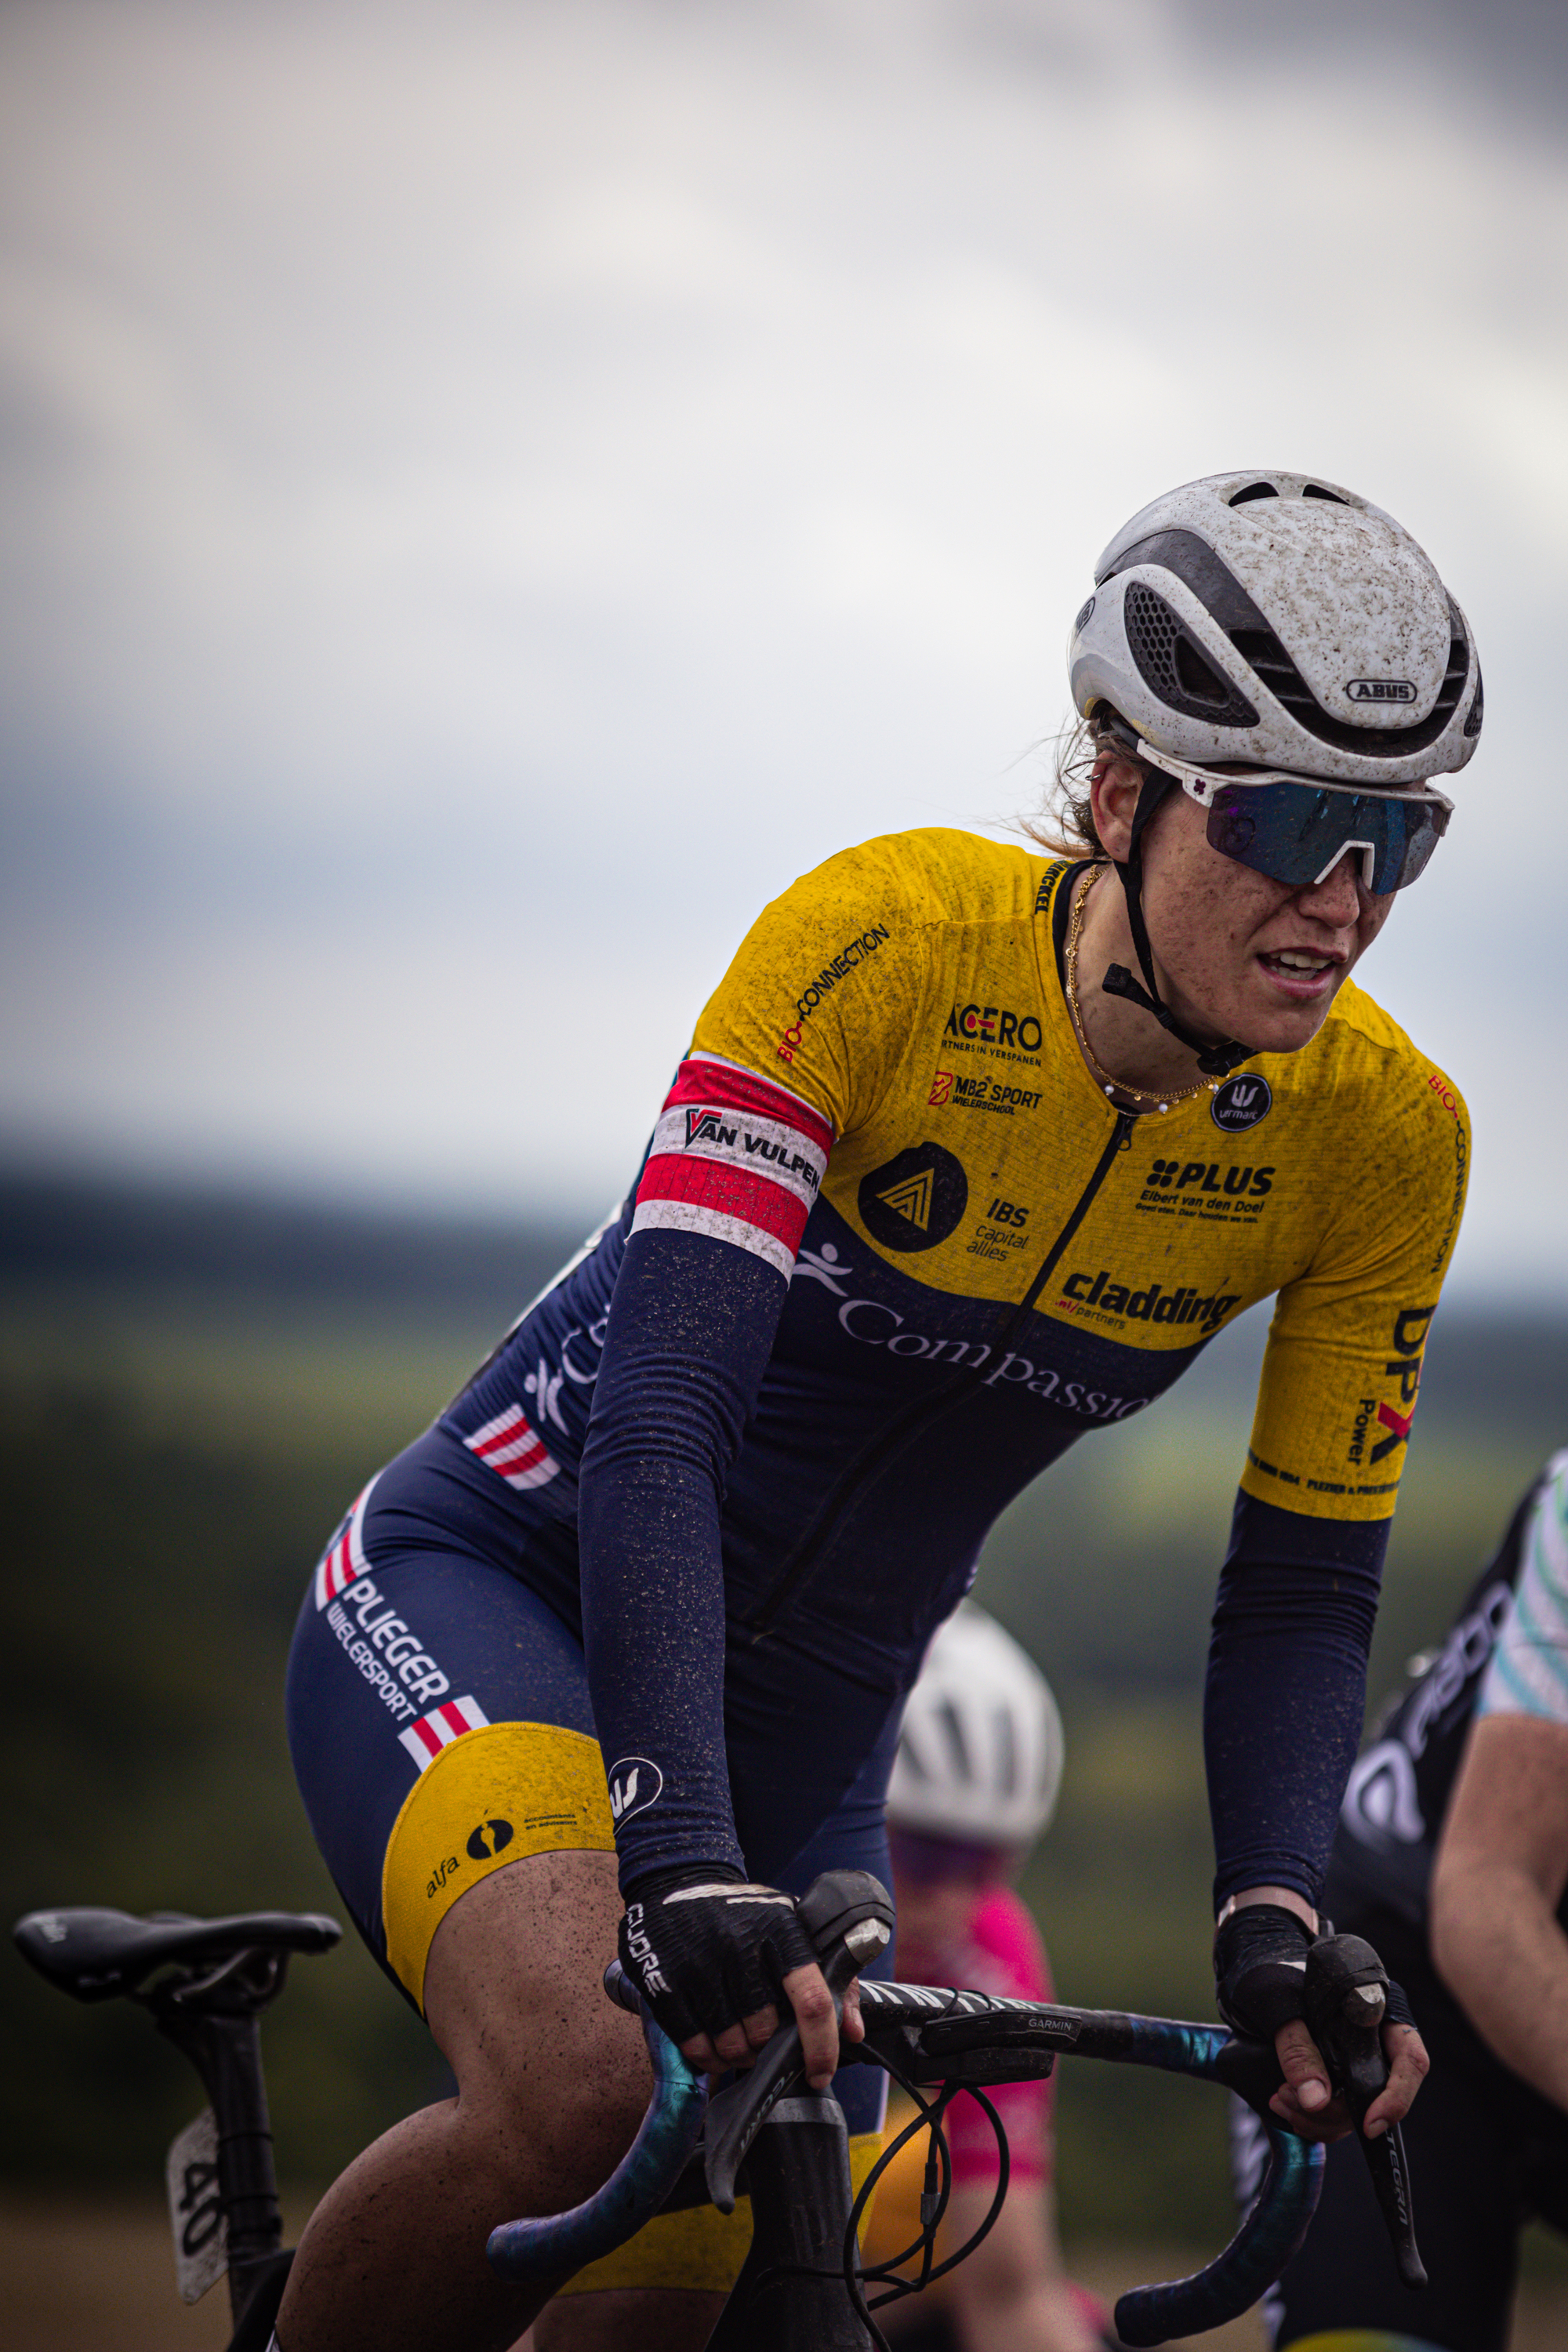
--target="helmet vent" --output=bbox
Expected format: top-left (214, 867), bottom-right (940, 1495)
top-left (994, 1707), bottom-right (1018, 1798)
top-left (1301, 484), bottom-right (1350, 503)
top-left (1230, 625), bottom-right (1315, 716)
top-left (1228, 622), bottom-right (1470, 757)
top-left (1108, 528), bottom-right (1471, 759)
top-left (1229, 482), bottom-right (1278, 506)
top-left (935, 1697), bottom-right (971, 1784)
top-left (1464, 666), bottom-right (1483, 738)
top-left (1124, 582), bottom-right (1259, 727)
top-left (1432, 637), bottom-right (1469, 724)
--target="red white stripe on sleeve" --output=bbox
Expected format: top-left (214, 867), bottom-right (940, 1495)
top-left (398, 1693), bottom-right (491, 1772)
top-left (464, 1403), bottom-right (561, 1490)
top-left (314, 1475), bottom-right (380, 1610)
top-left (631, 1054), bottom-right (834, 1280)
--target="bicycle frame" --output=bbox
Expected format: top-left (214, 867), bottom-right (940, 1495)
top-left (19, 1886), bottom-right (1420, 2350)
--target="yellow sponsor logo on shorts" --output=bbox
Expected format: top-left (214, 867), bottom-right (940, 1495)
top-left (381, 1721), bottom-right (614, 2007)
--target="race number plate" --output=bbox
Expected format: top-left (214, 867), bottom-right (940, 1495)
top-left (165, 2107), bottom-right (227, 2303)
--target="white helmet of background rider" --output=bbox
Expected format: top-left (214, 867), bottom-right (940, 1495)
top-left (1067, 469), bottom-right (1482, 785)
top-left (887, 1605), bottom-right (1065, 1850)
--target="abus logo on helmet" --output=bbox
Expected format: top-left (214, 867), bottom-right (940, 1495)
top-left (1211, 1074), bottom-right (1272, 1134)
top-left (608, 1756), bottom-right (662, 1824)
top-left (1346, 678), bottom-right (1417, 704)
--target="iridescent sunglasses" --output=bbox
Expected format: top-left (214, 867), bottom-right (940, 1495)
top-left (1138, 741), bottom-right (1453, 895)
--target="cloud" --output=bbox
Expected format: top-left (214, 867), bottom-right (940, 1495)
top-left (2, 0), bottom-right (1565, 1282)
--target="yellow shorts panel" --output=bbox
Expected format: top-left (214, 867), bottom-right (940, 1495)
top-left (1285, 2339), bottom-right (1440, 2351)
top-left (556, 2129), bottom-right (885, 2298)
top-left (862, 2091), bottom-right (927, 2274)
top-left (381, 1720), bottom-right (614, 2007)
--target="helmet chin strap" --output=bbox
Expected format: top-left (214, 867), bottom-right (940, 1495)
top-left (1101, 774), bottom-right (1255, 1082)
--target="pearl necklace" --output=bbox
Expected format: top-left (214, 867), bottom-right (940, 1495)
top-left (1063, 866), bottom-right (1218, 1116)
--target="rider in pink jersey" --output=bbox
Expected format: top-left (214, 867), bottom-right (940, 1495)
top-left (894, 1873), bottom-right (1058, 2196)
top-left (867, 1606), bottom-right (1112, 2352)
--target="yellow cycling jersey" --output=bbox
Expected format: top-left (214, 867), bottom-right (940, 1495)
top-left (688, 827), bottom-right (1468, 1522)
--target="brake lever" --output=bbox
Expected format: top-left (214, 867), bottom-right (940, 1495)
top-left (610, 1953), bottom-right (803, 2215)
top-left (1306, 1933), bottom-right (1427, 2291)
top-left (702, 1869), bottom-right (894, 2215)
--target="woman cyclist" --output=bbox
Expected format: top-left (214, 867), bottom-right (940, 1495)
top-left (278, 470), bottom-right (1481, 2352)
top-left (864, 1605), bottom-right (1112, 2352)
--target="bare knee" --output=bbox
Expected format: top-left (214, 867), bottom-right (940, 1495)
top-left (425, 1845), bottom-right (651, 2209)
top-left (474, 2024), bottom-right (649, 2205)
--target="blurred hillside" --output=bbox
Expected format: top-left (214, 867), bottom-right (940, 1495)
top-left (5, 1167), bottom-right (1566, 2245)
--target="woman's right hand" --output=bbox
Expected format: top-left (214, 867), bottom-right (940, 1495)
top-left (619, 1869), bottom-right (848, 2089)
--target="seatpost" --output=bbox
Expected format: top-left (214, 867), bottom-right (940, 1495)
top-left (153, 1987), bottom-right (285, 2322)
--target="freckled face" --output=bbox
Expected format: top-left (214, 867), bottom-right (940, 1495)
top-left (1140, 793), bottom-right (1394, 1054)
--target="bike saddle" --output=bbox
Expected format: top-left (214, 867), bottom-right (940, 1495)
top-left (13, 1906), bottom-right (341, 2000)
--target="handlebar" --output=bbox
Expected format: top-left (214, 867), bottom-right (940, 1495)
top-left (486, 1999), bottom-right (708, 2281)
top-left (488, 1871), bottom-right (893, 2283)
top-left (485, 1873), bottom-right (1421, 2343)
top-left (854, 1979), bottom-right (1324, 2347)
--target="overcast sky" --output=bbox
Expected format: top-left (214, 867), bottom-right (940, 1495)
top-left (3, 0), bottom-right (1566, 1292)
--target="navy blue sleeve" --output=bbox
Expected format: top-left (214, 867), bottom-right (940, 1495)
top-left (1205, 1490), bottom-right (1388, 1914)
top-left (578, 1225), bottom-right (788, 1896)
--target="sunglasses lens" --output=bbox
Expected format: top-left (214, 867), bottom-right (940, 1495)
top-left (1390, 802), bottom-right (1446, 889)
top-left (1207, 783), bottom-right (1444, 895)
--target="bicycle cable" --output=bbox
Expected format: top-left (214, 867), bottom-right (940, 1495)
top-left (851, 2038), bottom-right (1011, 2347)
top-left (720, 2032), bottom-right (1011, 2352)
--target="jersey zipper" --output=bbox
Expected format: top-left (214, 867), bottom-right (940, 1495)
top-left (743, 1107), bottom-right (1136, 1642)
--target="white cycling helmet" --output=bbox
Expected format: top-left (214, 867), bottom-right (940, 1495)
top-left (887, 1605), bottom-right (1065, 1849)
top-left (1069, 470), bottom-right (1481, 788)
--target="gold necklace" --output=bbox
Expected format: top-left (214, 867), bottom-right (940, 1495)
top-left (1064, 866), bottom-right (1218, 1116)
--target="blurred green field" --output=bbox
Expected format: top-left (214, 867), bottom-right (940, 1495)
top-left (5, 1173), bottom-right (1566, 2256)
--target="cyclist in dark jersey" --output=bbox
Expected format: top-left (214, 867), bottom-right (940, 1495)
top-left (1235, 1450), bottom-right (1568, 2352)
top-left (275, 473), bottom-right (1481, 2352)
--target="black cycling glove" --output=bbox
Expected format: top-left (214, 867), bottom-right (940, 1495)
top-left (1215, 1906), bottom-right (1419, 2043)
top-left (619, 1864), bottom-right (819, 2049)
top-left (1214, 1903), bottom-right (1316, 2040)
top-left (1383, 1976), bottom-right (1417, 2031)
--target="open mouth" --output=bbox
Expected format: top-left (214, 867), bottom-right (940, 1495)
top-left (1257, 947), bottom-right (1340, 993)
